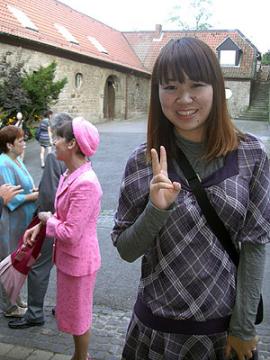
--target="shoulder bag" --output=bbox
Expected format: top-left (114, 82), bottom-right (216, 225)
top-left (176, 147), bottom-right (263, 325)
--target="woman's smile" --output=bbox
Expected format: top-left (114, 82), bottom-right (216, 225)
top-left (159, 74), bottom-right (213, 142)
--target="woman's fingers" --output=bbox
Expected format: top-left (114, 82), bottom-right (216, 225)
top-left (172, 182), bottom-right (181, 192)
top-left (225, 335), bottom-right (258, 360)
top-left (23, 224), bottom-right (41, 246)
top-left (151, 182), bottom-right (174, 191)
top-left (159, 146), bottom-right (168, 174)
top-left (150, 146), bottom-right (181, 209)
top-left (23, 229), bottom-right (32, 245)
top-left (151, 148), bottom-right (160, 176)
top-left (151, 146), bottom-right (168, 176)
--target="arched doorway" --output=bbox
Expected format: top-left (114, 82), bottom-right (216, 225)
top-left (103, 76), bottom-right (117, 120)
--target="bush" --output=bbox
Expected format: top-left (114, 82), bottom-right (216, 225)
top-left (0, 54), bottom-right (67, 127)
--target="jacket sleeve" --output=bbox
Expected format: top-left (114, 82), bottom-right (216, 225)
top-left (238, 145), bottom-right (270, 244)
top-left (46, 180), bottom-right (100, 246)
top-left (0, 165), bottom-right (26, 211)
top-left (0, 196), bottom-right (3, 218)
top-left (230, 142), bottom-right (270, 339)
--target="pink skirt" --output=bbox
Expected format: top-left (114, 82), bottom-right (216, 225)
top-left (56, 269), bottom-right (97, 335)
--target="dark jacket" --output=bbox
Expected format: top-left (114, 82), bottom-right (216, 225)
top-left (0, 196), bottom-right (3, 218)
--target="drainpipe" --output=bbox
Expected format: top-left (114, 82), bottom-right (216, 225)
top-left (124, 74), bottom-right (128, 120)
top-left (269, 85), bottom-right (270, 124)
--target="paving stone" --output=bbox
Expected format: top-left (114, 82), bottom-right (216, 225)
top-left (27, 350), bottom-right (53, 360)
top-left (0, 343), bottom-right (14, 355)
top-left (4, 345), bottom-right (33, 359)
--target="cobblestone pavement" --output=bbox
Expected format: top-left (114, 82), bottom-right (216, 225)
top-left (0, 211), bottom-right (132, 360)
top-left (0, 304), bottom-right (131, 359)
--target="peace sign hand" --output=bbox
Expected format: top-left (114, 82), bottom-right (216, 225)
top-left (150, 146), bottom-right (181, 210)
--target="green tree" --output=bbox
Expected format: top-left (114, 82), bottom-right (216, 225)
top-left (0, 54), bottom-right (30, 125)
top-left (262, 51), bottom-right (270, 65)
top-left (22, 61), bottom-right (67, 121)
top-left (168, 0), bottom-right (213, 30)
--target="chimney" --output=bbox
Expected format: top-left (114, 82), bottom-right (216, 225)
top-left (155, 24), bottom-right (162, 34)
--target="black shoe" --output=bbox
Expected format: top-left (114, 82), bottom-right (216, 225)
top-left (8, 318), bottom-right (45, 329)
top-left (52, 307), bottom-right (55, 316)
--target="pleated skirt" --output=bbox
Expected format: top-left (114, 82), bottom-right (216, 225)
top-left (121, 312), bottom-right (241, 360)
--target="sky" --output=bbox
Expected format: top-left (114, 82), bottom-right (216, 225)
top-left (59, 0), bottom-right (269, 54)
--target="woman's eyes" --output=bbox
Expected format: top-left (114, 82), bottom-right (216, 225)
top-left (161, 82), bottom-right (205, 90)
top-left (191, 82), bottom-right (206, 88)
top-left (162, 85), bottom-right (177, 90)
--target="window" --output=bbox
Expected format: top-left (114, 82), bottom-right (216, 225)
top-left (7, 5), bottom-right (38, 31)
top-left (217, 38), bottom-right (242, 67)
top-left (225, 88), bottom-right (233, 100)
top-left (220, 50), bottom-right (237, 66)
top-left (54, 24), bottom-right (79, 44)
top-left (88, 36), bottom-right (108, 54)
top-left (75, 73), bottom-right (83, 89)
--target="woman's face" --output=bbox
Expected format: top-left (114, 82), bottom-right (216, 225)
top-left (159, 73), bottom-right (213, 142)
top-left (54, 136), bottom-right (70, 161)
top-left (8, 136), bottom-right (25, 157)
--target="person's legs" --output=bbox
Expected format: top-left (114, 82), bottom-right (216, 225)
top-left (73, 329), bottom-right (90, 360)
top-left (16, 294), bottom-right (27, 308)
top-left (0, 283), bottom-right (26, 317)
top-left (40, 146), bottom-right (45, 167)
top-left (8, 237), bottom-right (54, 328)
top-left (25, 236), bottom-right (54, 321)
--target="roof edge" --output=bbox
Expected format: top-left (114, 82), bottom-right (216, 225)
top-left (0, 32), bottom-right (151, 77)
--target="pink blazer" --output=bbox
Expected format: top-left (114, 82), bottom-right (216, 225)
top-left (46, 162), bottom-right (102, 277)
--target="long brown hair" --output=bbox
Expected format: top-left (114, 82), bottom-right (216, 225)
top-left (147, 37), bottom-right (243, 160)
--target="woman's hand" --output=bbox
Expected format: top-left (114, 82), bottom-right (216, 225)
top-left (225, 335), bottom-right (258, 360)
top-left (23, 223), bottom-right (42, 247)
top-left (38, 211), bottom-right (52, 224)
top-left (0, 184), bottom-right (22, 204)
top-left (150, 146), bottom-right (181, 210)
top-left (25, 191), bottom-right (39, 202)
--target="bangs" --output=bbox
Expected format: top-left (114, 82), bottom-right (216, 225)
top-left (155, 38), bottom-right (215, 85)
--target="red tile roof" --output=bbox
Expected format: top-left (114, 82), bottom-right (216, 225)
top-left (0, 1), bottom-right (258, 79)
top-left (0, 0), bottom-right (149, 74)
top-left (123, 29), bottom-right (258, 78)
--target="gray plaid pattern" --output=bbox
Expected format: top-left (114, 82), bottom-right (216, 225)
top-left (112, 135), bottom-right (270, 356)
top-left (122, 313), bottom-right (238, 360)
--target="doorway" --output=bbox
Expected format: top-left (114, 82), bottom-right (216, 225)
top-left (103, 76), bottom-right (117, 120)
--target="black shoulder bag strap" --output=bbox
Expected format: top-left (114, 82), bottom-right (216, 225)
top-left (176, 147), bottom-right (263, 325)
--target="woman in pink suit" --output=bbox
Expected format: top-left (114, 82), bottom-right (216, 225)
top-left (24, 116), bottom-right (102, 360)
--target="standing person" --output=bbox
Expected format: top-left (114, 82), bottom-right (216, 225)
top-left (23, 117), bottom-right (102, 360)
top-left (111, 37), bottom-right (270, 360)
top-left (8, 113), bottom-right (71, 329)
top-left (38, 110), bottom-right (53, 168)
top-left (0, 125), bottom-right (39, 317)
top-left (15, 111), bottom-right (25, 161)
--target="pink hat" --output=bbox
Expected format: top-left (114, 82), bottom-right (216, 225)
top-left (72, 117), bottom-right (99, 157)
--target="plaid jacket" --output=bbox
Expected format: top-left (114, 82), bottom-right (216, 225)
top-left (112, 134), bottom-right (270, 321)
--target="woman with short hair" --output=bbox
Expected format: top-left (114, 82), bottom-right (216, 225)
top-left (0, 125), bottom-right (38, 317)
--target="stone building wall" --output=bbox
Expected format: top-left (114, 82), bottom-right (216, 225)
top-left (225, 80), bottom-right (251, 118)
top-left (0, 44), bottom-right (150, 123)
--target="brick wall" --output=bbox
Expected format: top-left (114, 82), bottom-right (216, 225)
top-left (225, 80), bottom-right (251, 118)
